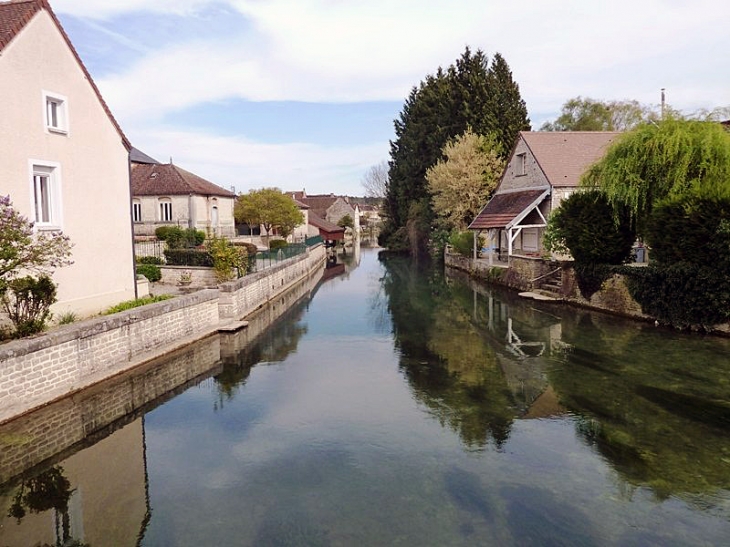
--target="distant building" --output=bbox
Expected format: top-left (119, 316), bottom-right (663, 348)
top-left (130, 158), bottom-right (236, 237)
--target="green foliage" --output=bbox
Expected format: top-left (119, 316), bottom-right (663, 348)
top-left (207, 236), bottom-right (247, 281)
top-left (449, 231), bottom-right (483, 257)
top-left (58, 311), bottom-right (77, 325)
top-left (337, 214), bottom-right (354, 229)
top-left (573, 263), bottom-right (614, 300)
top-left (624, 264), bottom-right (730, 330)
top-left (136, 255), bottom-right (164, 265)
top-left (385, 47), bottom-right (529, 255)
top-left (233, 241), bottom-right (259, 257)
top-left (0, 275), bottom-right (57, 337)
top-left (103, 294), bottom-right (173, 315)
top-left (235, 188), bottom-right (304, 239)
top-left (164, 248), bottom-right (214, 267)
top-left (645, 192), bottom-right (730, 270)
top-left (0, 195), bottom-right (73, 285)
top-left (545, 191), bottom-right (635, 265)
top-left (427, 130), bottom-right (505, 231)
top-left (155, 226), bottom-right (205, 248)
top-left (540, 96), bottom-right (655, 131)
top-left (269, 239), bottom-right (288, 250)
top-left (582, 119), bottom-right (730, 235)
top-left (136, 263), bottom-right (162, 282)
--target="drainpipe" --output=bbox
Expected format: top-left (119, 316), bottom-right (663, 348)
top-left (127, 152), bottom-right (138, 299)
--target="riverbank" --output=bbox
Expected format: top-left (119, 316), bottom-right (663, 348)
top-left (0, 244), bottom-right (326, 424)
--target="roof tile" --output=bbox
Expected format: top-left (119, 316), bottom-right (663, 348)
top-left (131, 163), bottom-right (235, 198)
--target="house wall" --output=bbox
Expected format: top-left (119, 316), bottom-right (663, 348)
top-left (133, 194), bottom-right (235, 237)
top-left (498, 138), bottom-right (550, 193)
top-left (0, 10), bottom-right (136, 316)
top-left (325, 199), bottom-right (356, 225)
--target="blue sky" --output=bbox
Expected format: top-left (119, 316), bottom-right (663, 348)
top-left (53, 0), bottom-right (730, 196)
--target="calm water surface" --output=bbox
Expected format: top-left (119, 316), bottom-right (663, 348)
top-left (2, 245), bottom-right (730, 546)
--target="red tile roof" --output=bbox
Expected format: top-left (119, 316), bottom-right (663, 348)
top-left (521, 131), bottom-right (620, 188)
top-left (131, 163), bottom-right (235, 198)
top-left (0, 0), bottom-right (131, 150)
top-left (308, 212), bottom-right (344, 240)
top-left (469, 189), bottom-right (547, 230)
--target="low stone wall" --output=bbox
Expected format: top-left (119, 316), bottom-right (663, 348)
top-left (158, 265), bottom-right (219, 289)
top-left (0, 244), bottom-right (327, 424)
top-left (218, 243), bottom-right (326, 320)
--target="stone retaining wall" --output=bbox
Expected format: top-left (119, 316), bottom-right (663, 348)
top-left (0, 244), bottom-right (326, 424)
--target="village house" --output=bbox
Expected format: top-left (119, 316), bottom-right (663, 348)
top-left (287, 190), bottom-right (360, 232)
top-left (469, 131), bottom-right (620, 262)
top-left (0, 0), bottom-right (136, 315)
top-left (130, 153), bottom-right (236, 238)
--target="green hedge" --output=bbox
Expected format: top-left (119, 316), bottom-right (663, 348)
top-left (164, 248), bottom-right (214, 267)
top-left (136, 263), bottom-right (162, 282)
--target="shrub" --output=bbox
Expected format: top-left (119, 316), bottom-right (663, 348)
top-left (164, 248), bottom-right (214, 267)
top-left (233, 241), bottom-right (259, 257)
top-left (155, 226), bottom-right (206, 248)
top-left (269, 239), bottom-right (288, 250)
top-left (136, 263), bottom-right (162, 282)
top-left (0, 275), bottom-right (57, 337)
top-left (103, 294), bottom-right (173, 315)
top-left (449, 231), bottom-right (483, 258)
top-left (137, 255), bottom-right (164, 265)
top-left (207, 236), bottom-right (247, 281)
top-left (545, 191), bottom-right (635, 264)
top-left (154, 225), bottom-right (177, 241)
top-left (58, 311), bottom-right (78, 325)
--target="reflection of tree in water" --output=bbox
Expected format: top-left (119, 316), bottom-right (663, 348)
top-left (7, 465), bottom-right (90, 546)
top-left (378, 253), bottom-right (515, 449)
top-left (214, 305), bottom-right (309, 407)
top-left (550, 310), bottom-right (730, 501)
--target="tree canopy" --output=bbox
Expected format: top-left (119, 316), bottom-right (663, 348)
top-left (383, 47), bottom-right (530, 254)
top-left (426, 130), bottom-right (504, 231)
top-left (581, 119), bottom-right (730, 234)
top-left (361, 161), bottom-right (389, 199)
top-left (540, 97), bottom-right (657, 131)
top-left (235, 188), bottom-right (304, 239)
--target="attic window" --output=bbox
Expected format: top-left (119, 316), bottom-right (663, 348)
top-left (515, 153), bottom-right (527, 176)
top-left (150, 172), bottom-right (158, 178)
top-left (43, 91), bottom-right (68, 134)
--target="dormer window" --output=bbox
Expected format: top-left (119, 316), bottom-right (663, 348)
top-left (43, 91), bottom-right (68, 134)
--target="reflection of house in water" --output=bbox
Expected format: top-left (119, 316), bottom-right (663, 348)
top-left (467, 279), bottom-right (568, 419)
top-left (0, 418), bottom-right (148, 546)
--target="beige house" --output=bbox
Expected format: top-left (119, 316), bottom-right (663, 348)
top-left (469, 131), bottom-right (620, 261)
top-left (287, 190), bottom-right (360, 235)
top-left (0, 0), bottom-right (136, 315)
top-left (131, 158), bottom-right (236, 238)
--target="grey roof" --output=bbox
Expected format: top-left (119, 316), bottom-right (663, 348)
top-left (130, 147), bottom-right (160, 165)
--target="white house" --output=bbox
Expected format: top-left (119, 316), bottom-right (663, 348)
top-left (0, 0), bottom-right (136, 315)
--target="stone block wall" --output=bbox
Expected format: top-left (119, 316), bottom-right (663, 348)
top-left (0, 290), bottom-right (220, 423)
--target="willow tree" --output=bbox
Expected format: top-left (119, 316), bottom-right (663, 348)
top-left (581, 119), bottom-right (730, 234)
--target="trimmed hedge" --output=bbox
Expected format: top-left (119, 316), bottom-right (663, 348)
top-left (136, 263), bottom-right (162, 282)
top-left (164, 248), bottom-right (214, 267)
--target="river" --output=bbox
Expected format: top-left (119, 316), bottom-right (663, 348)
top-left (1, 245), bottom-right (729, 546)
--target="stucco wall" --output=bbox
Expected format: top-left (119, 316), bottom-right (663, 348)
top-left (0, 10), bottom-right (136, 316)
top-left (498, 138), bottom-right (550, 193)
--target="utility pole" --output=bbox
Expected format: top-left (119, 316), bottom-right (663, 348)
top-left (661, 88), bottom-right (666, 119)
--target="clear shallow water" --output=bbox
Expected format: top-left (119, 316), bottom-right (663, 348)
top-left (2, 246), bottom-right (730, 546)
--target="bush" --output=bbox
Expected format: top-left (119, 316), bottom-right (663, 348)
top-left (164, 248), bottom-right (214, 267)
top-left (233, 241), bottom-right (259, 257)
top-left (449, 231), bottom-right (483, 258)
top-left (103, 294), bottom-right (173, 315)
top-left (207, 236), bottom-right (247, 281)
top-left (545, 191), bottom-right (635, 264)
top-left (0, 275), bottom-right (57, 337)
top-left (155, 226), bottom-right (206, 248)
top-left (269, 239), bottom-right (288, 250)
top-left (136, 263), bottom-right (162, 282)
top-left (137, 255), bottom-right (164, 265)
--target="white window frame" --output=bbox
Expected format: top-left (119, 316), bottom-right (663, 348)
top-left (159, 198), bottom-right (173, 222)
top-left (42, 91), bottom-right (69, 134)
top-left (132, 200), bottom-right (142, 223)
top-left (28, 160), bottom-right (63, 230)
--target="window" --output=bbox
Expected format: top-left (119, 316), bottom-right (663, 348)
top-left (159, 198), bottom-right (173, 222)
top-left (515, 153), bottom-right (526, 176)
top-left (211, 198), bottom-right (219, 228)
top-left (29, 162), bottom-right (62, 228)
top-left (132, 200), bottom-right (142, 223)
top-left (43, 91), bottom-right (68, 133)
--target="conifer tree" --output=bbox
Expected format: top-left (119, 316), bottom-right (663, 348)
top-left (486, 53), bottom-right (531, 156)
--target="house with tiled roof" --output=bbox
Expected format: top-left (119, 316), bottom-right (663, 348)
top-left (131, 161), bottom-right (236, 237)
top-left (286, 190), bottom-right (360, 233)
top-left (469, 131), bottom-right (620, 261)
top-left (0, 0), bottom-right (137, 315)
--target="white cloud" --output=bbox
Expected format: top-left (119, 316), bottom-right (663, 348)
top-left (129, 125), bottom-right (388, 196)
top-left (53, 0), bottom-right (216, 19)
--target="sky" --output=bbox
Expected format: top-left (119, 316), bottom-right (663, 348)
top-left (52, 0), bottom-right (730, 197)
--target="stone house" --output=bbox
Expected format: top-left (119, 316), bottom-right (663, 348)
top-left (469, 131), bottom-right (620, 260)
top-left (0, 0), bottom-right (136, 315)
top-left (131, 157), bottom-right (236, 238)
top-left (287, 190), bottom-right (359, 232)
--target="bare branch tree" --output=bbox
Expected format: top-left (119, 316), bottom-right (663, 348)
top-left (361, 161), bottom-right (389, 198)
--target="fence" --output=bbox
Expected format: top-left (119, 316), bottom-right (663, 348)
top-left (134, 240), bottom-right (166, 260)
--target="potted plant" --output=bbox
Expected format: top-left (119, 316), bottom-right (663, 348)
top-left (178, 270), bottom-right (193, 286)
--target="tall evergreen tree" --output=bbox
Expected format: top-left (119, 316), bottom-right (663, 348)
top-left (383, 47), bottom-right (530, 254)
top-left (486, 53), bottom-right (531, 156)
